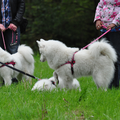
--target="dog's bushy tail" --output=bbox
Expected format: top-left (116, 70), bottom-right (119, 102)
top-left (18, 44), bottom-right (34, 64)
top-left (88, 38), bottom-right (117, 62)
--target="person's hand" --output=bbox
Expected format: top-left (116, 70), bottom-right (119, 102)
top-left (8, 23), bottom-right (17, 32)
top-left (0, 24), bottom-right (6, 32)
top-left (96, 20), bottom-right (103, 30)
top-left (107, 23), bottom-right (115, 30)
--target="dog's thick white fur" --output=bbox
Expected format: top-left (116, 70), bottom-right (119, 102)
top-left (31, 78), bottom-right (56, 91)
top-left (37, 38), bottom-right (117, 90)
top-left (49, 77), bottom-right (81, 91)
top-left (0, 45), bottom-right (34, 86)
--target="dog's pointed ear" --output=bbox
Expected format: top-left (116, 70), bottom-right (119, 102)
top-left (36, 38), bottom-right (45, 44)
top-left (40, 38), bottom-right (45, 42)
top-left (36, 40), bottom-right (45, 48)
top-left (36, 40), bottom-right (40, 44)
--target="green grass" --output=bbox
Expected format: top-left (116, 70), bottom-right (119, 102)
top-left (0, 54), bottom-right (120, 120)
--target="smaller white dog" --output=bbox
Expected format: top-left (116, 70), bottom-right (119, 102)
top-left (31, 76), bottom-right (81, 91)
top-left (31, 78), bottom-right (56, 91)
top-left (0, 45), bottom-right (34, 86)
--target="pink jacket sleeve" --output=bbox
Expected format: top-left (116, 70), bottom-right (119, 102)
top-left (94, 0), bottom-right (103, 22)
top-left (112, 12), bottom-right (120, 26)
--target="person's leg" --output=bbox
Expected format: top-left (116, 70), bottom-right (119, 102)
top-left (4, 27), bottom-right (20, 54)
top-left (109, 62), bottom-right (119, 88)
top-left (104, 31), bottom-right (120, 88)
top-left (4, 27), bottom-right (20, 84)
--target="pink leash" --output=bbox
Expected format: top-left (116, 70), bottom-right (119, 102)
top-left (58, 25), bottom-right (111, 75)
top-left (1, 27), bottom-right (18, 50)
top-left (81, 25), bottom-right (111, 50)
top-left (1, 31), bottom-right (6, 50)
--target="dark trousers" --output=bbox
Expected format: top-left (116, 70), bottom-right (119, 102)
top-left (103, 31), bottom-right (120, 88)
top-left (0, 27), bottom-right (20, 54)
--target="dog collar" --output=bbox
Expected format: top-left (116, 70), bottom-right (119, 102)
top-left (58, 51), bottom-right (78, 75)
top-left (0, 61), bottom-right (16, 68)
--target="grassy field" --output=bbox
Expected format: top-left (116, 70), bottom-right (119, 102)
top-left (0, 54), bottom-right (120, 120)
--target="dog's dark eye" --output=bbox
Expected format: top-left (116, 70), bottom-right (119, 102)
top-left (51, 81), bottom-right (55, 85)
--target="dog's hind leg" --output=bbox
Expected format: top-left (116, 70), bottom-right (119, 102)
top-left (93, 73), bottom-right (104, 89)
top-left (53, 72), bottom-right (59, 84)
top-left (93, 71), bottom-right (110, 90)
top-left (3, 76), bottom-right (12, 86)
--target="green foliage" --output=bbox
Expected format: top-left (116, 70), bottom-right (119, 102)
top-left (21, 0), bottom-right (100, 52)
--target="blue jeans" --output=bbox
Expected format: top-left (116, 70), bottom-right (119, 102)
top-left (0, 27), bottom-right (20, 54)
top-left (103, 31), bottom-right (120, 88)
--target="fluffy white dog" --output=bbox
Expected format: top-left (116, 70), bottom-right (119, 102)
top-left (31, 77), bottom-right (81, 91)
top-left (0, 45), bottom-right (34, 86)
top-left (31, 78), bottom-right (56, 91)
top-left (37, 38), bottom-right (117, 90)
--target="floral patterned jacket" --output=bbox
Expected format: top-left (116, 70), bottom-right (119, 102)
top-left (94, 0), bottom-right (120, 32)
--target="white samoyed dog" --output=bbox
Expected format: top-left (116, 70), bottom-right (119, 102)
top-left (31, 77), bottom-right (81, 91)
top-left (31, 78), bottom-right (56, 91)
top-left (0, 45), bottom-right (34, 86)
top-left (36, 38), bottom-right (117, 90)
